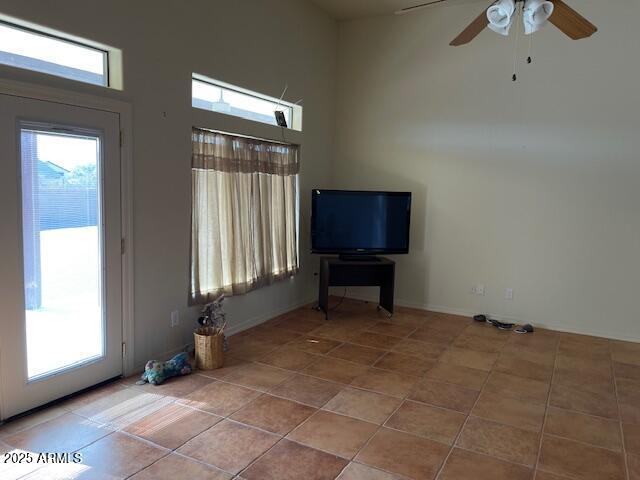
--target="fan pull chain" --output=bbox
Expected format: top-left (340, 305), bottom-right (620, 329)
top-left (512, 3), bottom-right (522, 81)
top-left (527, 32), bottom-right (533, 64)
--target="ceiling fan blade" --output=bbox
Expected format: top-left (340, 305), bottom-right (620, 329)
top-left (395, 0), bottom-right (447, 15)
top-left (548, 0), bottom-right (597, 40)
top-left (450, 6), bottom-right (490, 46)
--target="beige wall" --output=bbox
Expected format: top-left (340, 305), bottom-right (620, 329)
top-left (333, 0), bottom-right (640, 341)
top-left (1, 0), bottom-right (638, 379)
top-left (0, 0), bottom-right (337, 367)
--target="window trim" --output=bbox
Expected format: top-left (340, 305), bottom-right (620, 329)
top-left (192, 73), bottom-right (303, 131)
top-left (0, 14), bottom-right (123, 90)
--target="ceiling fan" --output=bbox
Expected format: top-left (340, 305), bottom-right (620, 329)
top-left (395, 0), bottom-right (597, 45)
top-left (449, 0), bottom-right (597, 46)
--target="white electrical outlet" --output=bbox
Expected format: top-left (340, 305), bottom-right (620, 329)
top-left (476, 284), bottom-right (485, 296)
top-left (505, 288), bottom-right (514, 300)
top-left (170, 310), bottom-right (180, 327)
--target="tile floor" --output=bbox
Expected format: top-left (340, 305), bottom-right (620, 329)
top-left (1, 298), bottom-right (639, 479)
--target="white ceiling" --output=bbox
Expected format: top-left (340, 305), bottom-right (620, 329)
top-left (310, 0), bottom-right (487, 20)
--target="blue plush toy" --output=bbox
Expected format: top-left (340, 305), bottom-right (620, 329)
top-left (137, 352), bottom-right (192, 386)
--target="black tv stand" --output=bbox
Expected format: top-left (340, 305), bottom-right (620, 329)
top-left (318, 256), bottom-right (395, 320)
top-left (338, 254), bottom-right (381, 262)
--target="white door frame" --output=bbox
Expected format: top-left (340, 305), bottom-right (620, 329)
top-left (0, 79), bottom-right (135, 420)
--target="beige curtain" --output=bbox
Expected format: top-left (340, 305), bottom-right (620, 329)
top-left (190, 128), bottom-right (300, 304)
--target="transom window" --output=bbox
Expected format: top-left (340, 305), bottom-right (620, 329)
top-left (192, 75), bottom-right (302, 131)
top-left (0, 18), bottom-right (120, 88)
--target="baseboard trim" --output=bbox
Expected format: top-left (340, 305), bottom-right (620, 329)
top-left (133, 295), bottom-right (317, 373)
top-left (225, 296), bottom-right (317, 337)
top-left (346, 293), bottom-right (640, 344)
top-left (424, 303), bottom-right (640, 343)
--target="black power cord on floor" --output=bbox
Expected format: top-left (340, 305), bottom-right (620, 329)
top-left (329, 288), bottom-right (348, 312)
top-left (311, 287), bottom-right (348, 313)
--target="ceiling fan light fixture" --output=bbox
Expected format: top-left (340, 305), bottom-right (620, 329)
top-left (449, 0), bottom-right (596, 46)
top-left (523, 0), bottom-right (554, 34)
top-left (487, 16), bottom-right (515, 36)
top-left (487, 0), bottom-right (516, 36)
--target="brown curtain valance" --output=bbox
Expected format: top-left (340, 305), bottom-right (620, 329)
top-left (192, 127), bottom-right (300, 176)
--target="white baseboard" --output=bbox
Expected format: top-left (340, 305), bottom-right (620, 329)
top-left (224, 295), bottom-right (317, 337)
top-left (132, 295), bottom-right (317, 373)
top-left (346, 293), bottom-right (640, 344)
top-left (134, 291), bottom-right (638, 374)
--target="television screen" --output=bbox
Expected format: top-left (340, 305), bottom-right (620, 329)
top-left (311, 190), bottom-right (411, 255)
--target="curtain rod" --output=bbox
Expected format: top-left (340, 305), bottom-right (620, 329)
top-left (194, 126), bottom-right (298, 147)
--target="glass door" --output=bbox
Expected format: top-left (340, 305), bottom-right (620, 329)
top-left (0, 94), bottom-right (123, 419)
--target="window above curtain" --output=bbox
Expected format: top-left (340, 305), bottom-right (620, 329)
top-left (190, 128), bottom-right (300, 305)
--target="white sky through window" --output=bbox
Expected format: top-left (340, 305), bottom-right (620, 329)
top-left (36, 132), bottom-right (98, 171)
top-left (192, 79), bottom-right (293, 126)
top-left (0, 23), bottom-right (104, 74)
top-left (192, 81), bottom-right (283, 118)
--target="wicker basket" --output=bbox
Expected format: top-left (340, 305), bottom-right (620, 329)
top-left (194, 327), bottom-right (224, 370)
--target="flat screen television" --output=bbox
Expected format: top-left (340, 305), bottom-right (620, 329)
top-left (311, 189), bottom-right (411, 256)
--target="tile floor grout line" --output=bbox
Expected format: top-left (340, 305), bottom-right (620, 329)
top-left (168, 448), bottom-right (238, 476)
top-left (283, 409), bottom-right (378, 462)
top-left (176, 413), bottom-right (286, 478)
top-left (152, 397), bottom-right (222, 419)
top-left (247, 385), bottom-right (332, 409)
top-left (325, 322), bottom-right (457, 479)
top-left (547, 403), bottom-right (625, 423)
top-left (432, 343), bottom-right (501, 480)
top-left (542, 431), bottom-right (626, 455)
top-left (9, 434), bottom-right (123, 480)
top-left (221, 430), bottom-right (291, 478)
top-left (276, 363), bottom-right (396, 468)
top-left (345, 460), bottom-right (414, 480)
top-left (451, 443), bottom-right (541, 470)
top-left (338, 382), bottom-right (416, 479)
top-left (200, 362), bottom-right (388, 478)
top-left (234, 433), bottom-right (305, 478)
top-left (122, 448), bottom-right (174, 479)
top-left (534, 466), bottom-right (578, 480)
top-left (0, 407), bottom-right (68, 440)
top-left (258, 364), bottom-right (417, 401)
top-left (377, 422), bottom-right (460, 448)
top-left (532, 336), bottom-right (560, 477)
top-left (156, 391), bottom-right (277, 475)
top-left (42, 388), bottom-right (233, 477)
top-left (227, 346), bottom-right (503, 409)
top-left (467, 409), bottom-right (542, 434)
top-left (330, 323), bottom-right (480, 478)
top-left (610, 342), bottom-right (631, 480)
top-left (222, 416), bottom-right (287, 438)
top-left (7, 311), bottom-right (637, 480)
top-left (204, 330), bottom-right (629, 478)
top-left (186, 372), bottom-right (343, 410)
top-left (387, 395), bottom-right (470, 416)
top-left (281, 434), bottom-right (360, 462)
top-left (277, 318), bottom-right (455, 353)
top-left (201, 363), bottom-right (298, 394)
top-left (78, 429), bottom-right (168, 478)
top-left (194, 323), bottom-right (524, 478)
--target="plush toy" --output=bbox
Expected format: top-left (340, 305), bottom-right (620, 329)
top-left (137, 352), bottom-right (192, 386)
